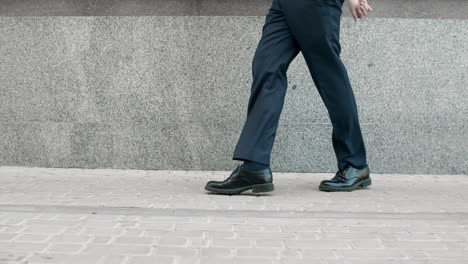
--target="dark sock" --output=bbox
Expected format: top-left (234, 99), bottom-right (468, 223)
top-left (355, 163), bottom-right (368, 170)
top-left (241, 160), bottom-right (269, 171)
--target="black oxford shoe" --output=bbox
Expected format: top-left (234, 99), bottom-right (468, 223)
top-left (205, 164), bottom-right (274, 195)
top-left (319, 164), bottom-right (371, 192)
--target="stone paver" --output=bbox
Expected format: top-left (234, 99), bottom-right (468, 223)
top-left (0, 166), bottom-right (467, 264)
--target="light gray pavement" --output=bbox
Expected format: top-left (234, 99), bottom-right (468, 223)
top-left (0, 165), bottom-right (467, 264)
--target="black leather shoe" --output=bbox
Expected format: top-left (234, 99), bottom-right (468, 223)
top-left (205, 164), bottom-right (274, 195)
top-left (319, 164), bottom-right (371, 192)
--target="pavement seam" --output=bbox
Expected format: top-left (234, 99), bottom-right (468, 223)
top-left (0, 204), bottom-right (467, 220)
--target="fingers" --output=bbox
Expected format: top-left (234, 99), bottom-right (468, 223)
top-left (356, 8), bottom-right (362, 19)
top-left (360, 0), bottom-right (373, 12)
top-left (351, 6), bottom-right (358, 22)
top-left (360, 4), bottom-right (367, 16)
top-left (351, 0), bottom-right (373, 22)
top-left (353, 0), bottom-right (372, 21)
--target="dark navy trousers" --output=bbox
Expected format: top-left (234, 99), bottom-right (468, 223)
top-left (232, 0), bottom-right (368, 170)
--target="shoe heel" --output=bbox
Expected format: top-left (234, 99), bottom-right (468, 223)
top-left (252, 183), bottom-right (274, 193)
top-left (360, 178), bottom-right (372, 188)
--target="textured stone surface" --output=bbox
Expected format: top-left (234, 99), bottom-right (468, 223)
top-left (0, 0), bottom-right (468, 18)
top-left (0, 16), bottom-right (467, 174)
top-left (1, 166), bottom-right (467, 212)
top-left (0, 166), bottom-right (467, 263)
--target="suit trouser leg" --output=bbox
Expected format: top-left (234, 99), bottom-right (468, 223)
top-left (281, 0), bottom-right (367, 170)
top-left (232, 0), bottom-right (300, 165)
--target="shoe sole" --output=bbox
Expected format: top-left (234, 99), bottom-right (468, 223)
top-left (205, 183), bottom-right (274, 195)
top-left (319, 177), bottom-right (372, 192)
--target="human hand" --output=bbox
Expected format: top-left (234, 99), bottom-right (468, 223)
top-left (348, 0), bottom-right (373, 22)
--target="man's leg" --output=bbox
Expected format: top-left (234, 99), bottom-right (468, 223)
top-left (281, 0), bottom-right (368, 170)
top-left (232, 0), bottom-right (300, 166)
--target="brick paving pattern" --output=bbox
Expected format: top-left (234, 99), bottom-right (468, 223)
top-left (0, 166), bottom-right (467, 263)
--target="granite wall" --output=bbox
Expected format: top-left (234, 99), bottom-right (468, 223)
top-left (0, 0), bottom-right (467, 174)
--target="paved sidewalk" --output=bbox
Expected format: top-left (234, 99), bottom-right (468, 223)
top-left (0, 166), bottom-right (467, 264)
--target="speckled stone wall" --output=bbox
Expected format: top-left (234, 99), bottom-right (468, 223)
top-left (0, 15), bottom-right (467, 174)
top-left (1, 0), bottom-right (468, 18)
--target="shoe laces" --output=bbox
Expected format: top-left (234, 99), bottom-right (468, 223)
top-left (333, 165), bottom-right (352, 181)
top-left (224, 165), bottom-right (240, 182)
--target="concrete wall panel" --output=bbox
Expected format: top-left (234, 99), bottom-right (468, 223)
top-left (0, 16), bottom-right (467, 174)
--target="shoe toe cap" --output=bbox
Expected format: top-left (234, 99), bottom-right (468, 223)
top-left (319, 179), bottom-right (335, 186)
top-left (206, 181), bottom-right (222, 188)
top-left (320, 180), bottom-right (347, 188)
